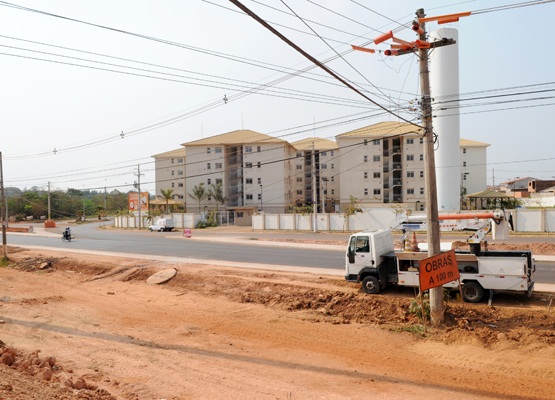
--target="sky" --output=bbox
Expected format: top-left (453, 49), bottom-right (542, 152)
top-left (0, 0), bottom-right (554, 195)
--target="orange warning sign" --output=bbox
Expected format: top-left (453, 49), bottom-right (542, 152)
top-left (418, 250), bottom-right (460, 291)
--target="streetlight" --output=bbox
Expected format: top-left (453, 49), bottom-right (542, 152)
top-left (259, 184), bottom-right (263, 212)
top-left (460, 172), bottom-right (469, 210)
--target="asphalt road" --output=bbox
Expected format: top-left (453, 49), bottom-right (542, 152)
top-left (5, 221), bottom-right (555, 285)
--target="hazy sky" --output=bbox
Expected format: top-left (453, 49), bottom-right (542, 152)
top-left (1, 0), bottom-right (554, 194)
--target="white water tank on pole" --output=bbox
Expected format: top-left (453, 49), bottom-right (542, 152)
top-left (430, 28), bottom-right (461, 212)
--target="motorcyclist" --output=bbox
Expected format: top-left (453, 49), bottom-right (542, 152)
top-left (64, 227), bottom-right (71, 240)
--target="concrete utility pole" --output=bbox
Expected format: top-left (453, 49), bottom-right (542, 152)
top-left (416, 8), bottom-right (443, 325)
top-left (312, 143), bottom-right (317, 232)
top-left (134, 165), bottom-right (144, 230)
top-left (47, 181), bottom-right (51, 221)
top-left (0, 152), bottom-right (7, 259)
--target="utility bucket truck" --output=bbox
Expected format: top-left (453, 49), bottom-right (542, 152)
top-left (344, 212), bottom-right (535, 303)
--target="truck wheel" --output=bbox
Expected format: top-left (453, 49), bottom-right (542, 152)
top-left (462, 281), bottom-right (484, 303)
top-left (361, 276), bottom-right (380, 294)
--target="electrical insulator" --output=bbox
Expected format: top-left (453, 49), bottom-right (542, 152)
top-left (373, 30), bottom-right (393, 45)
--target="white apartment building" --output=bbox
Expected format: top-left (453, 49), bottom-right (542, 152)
top-left (152, 148), bottom-right (186, 203)
top-left (336, 121), bottom-right (489, 210)
top-left (291, 137), bottom-right (339, 212)
top-left (181, 129), bottom-right (295, 213)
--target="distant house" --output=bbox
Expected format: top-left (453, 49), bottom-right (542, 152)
top-left (499, 177), bottom-right (536, 198)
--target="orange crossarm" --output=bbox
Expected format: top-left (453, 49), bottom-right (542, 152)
top-left (351, 45), bottom-right (375, 54)
top-left (419, 11), bottom-right (471, 24)
top-left (437, 212), bottom-right (496, 221)
top-left (373, 30), bottom-right (393, 45)
top-left (384, 49), bottom-right (399, 56)
top-left (390, 43), bottom-right (409, 50)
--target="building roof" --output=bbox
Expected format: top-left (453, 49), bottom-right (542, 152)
top-left (336, 121), bottom-right (423, 138)
top-left (181, 129), bottom-right (288, 146)
top-left (467, 189), bottom-right (513, 199)
top-left (291, 137), bottom-right (338, 151)
top-left (151, 148), bottom-right (185, 158)
top-left (460, 138), bottom-right (490, 147)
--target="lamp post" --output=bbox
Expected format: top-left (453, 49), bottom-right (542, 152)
top-left (460, 172), bottom-right (469, 210)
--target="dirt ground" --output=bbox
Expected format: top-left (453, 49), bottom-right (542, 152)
top-left (0, 243), bottom-right (554, 400)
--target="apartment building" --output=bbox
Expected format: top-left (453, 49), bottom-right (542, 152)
top-left (290, 137), bottom-right (339, 212)
top-left (152, 148), bottom-right (186, 203)
top-left (181, 129), bottom-right (295, 213)
top-left (336, 121), bottom-right (489, 210)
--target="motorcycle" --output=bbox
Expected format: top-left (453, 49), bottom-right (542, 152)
top-left (62, 230), bottom-right (72, 242)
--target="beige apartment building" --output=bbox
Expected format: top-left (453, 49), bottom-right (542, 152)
top-left (336, 121), bottom-right (488, 210)
top-left (181, 129), bottom-right (295, 213)
top-left (291, 137), bottom-right (340, 212)
top-left (152, 122), bottom-right (488, 213)
top-left (152, 148), bottom-right (186, 202)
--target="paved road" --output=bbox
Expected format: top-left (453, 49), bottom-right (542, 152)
top-left (5, 221), bottom-right (555, 289)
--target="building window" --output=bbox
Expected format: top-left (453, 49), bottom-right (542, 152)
top-left (246, 194), bottom-right (253, 200)
top-left (237, 212), bottom-right (244, 218)
top-left (177, 195), bottom-right (183, 200)
top-left (330, 151), bottom-right (334, 156)
top-left (420, 171), bottom-right (424, 178)
top-left (331, 176), bottom-right (334, 182)
top-left (257, 162), bottom-right (261, 168)
top-left (177, 157), bottom-right (183, 163)
top-left (373, 139), bottom-right (380, 145)
top-left (171, 183), bottom-right (175, 187)
top-left (207, 196), bottom-right (212, 201)
top-left (171, 158), bottom-right (174, 164)
top-left (246, 178), bottom-right (253, 184)
top-left (178, 183), bottom-right (183, 188)
top-left (407, 154), bottom-right (414, 161)
top-left (207, 163), bottom-right (211, 170)
top-left (463, 161), bottom-right (467, 167)
top-left (331, 163), bottom-right (334, 169)
top-left (296, 151), bottom-right (302, 157)
top-left (207, 179), bottom-right (211, 185)
top-left (178, 170), bottom-right (183, 175)
top-left (373, 172), bottom-right (380, 178)
top-left (406, 138), bottom-right (414, 144)
top-left (297, 190), bottom-right (303, 195)
top-left (420, 188), bottom-right (424, 195)
top-left (257, 146), bottom-right (261, 152)
top-left (420, 138), bottom-right (423, 144)
top-left (321, 164), bottom-right (327, 169)
top-left (216, 179), bottom-right (222, 185)
top-left (246, 162), bottom-right (252, 168)
top-left (373, 155), bottom-right (380, 162)
top-left (407, 171), bottom-right (414, 178)
top-left (420, 154), bottom-right (424, 161)
top-left (207, 147), bottom-right (211, 154)
top-left (364, 172), bottom-right (368, 179)
top-left (364, 188), bottom-right (368, 195)
top-left (171, 170), bottom-right (174, 176)
top-left (296, 177), bottom-right (302, 183)
top-left (321, 151), bottom-right (327, 157)
top-left (373, 189), bottom-right (381, 195)
top-left (257, 194), bottom-right (261, 200)
top-left (296, 164), bottom-right (302, 170)
top-left (216, 163), bottom-right (222, 169)
top-left (215, 147), bottom-right (222, 154)
top-left (407, 188), bottom-right (414, 195)
top-left (463, 148), bottom-right (467, 154)
top-left (245, 146), bottom-right (252, 153)
top-left (331, 189), bottom-right (335, 195)
top-left (364, 155), bottom-right (368, 162)
top-left (257, 177), bottom-right (261, 184)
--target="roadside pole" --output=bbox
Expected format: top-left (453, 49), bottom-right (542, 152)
top-left (0, 152), bottom-right (7, 259)
top-left (416, 8), bottom-right (443, 325)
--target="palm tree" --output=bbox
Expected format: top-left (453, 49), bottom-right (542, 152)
top-left (159, 188), bottom-right (174, 213)
top-left (188, 183), bottom-right (207, 213)
top-left (207, 182), bottom-right (226, 211)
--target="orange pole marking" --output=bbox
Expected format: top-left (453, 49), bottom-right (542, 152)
top-left (415, 40), bottom-right (431, 49)
top-left (419, 11), bottom-right (471, 24)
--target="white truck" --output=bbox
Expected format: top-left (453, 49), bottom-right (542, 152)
top-left (345, 216), bottom-right (535, 303)
top-left (148, 218), bottom-right (175, 232)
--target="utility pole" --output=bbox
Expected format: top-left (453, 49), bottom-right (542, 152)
top-left (312, 143), bottom-right (317, 233)
top-left (133, 165), bottom-right (144, 230)
top-left (104, 185), bottom-right (107, 217)
top-left (416, 8), bottom-right (443, 325)
top-left (47, 181), bottom-right (51, 221)
top-left (0, 152), bottom-right (7, 259)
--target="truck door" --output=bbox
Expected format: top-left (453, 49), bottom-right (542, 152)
top-left (346, 235), bottom-right (373, 274)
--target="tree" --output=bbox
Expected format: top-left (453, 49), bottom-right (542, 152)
top-left (159, 188), bottom-right (175, 213)
top-left (207, 183), bottom-right (225, 211)
top-left (188, 183), bottom-right (207, 213)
